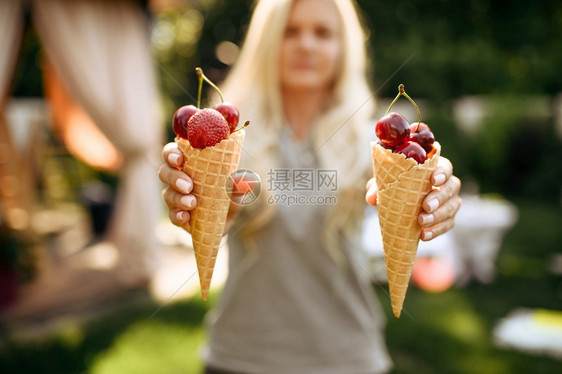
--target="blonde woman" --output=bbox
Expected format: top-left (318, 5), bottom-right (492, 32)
top-left (159, 0), bottom-right (462, 372)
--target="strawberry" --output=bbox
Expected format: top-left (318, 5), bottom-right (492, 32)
top-left (187, 108), bottom-right (230, 149)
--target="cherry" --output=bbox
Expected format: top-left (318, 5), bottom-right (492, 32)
top-left (375, 112), bottom-right (410, 147)
top-left (173, 67), bottom-right (247, 143)
top-left (409, 122), bottom-right (435, 153)
top-left (213, 102), bottom-right (239, 133)
top-left (376, 139), bottom-right (396, 151)
top-left (395, 141), bottom-right (427, 164)
top-left (173, 105), bottom-right (199, 139)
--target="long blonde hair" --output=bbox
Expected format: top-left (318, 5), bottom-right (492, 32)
top-left (220, 0), bottom-right (375, 263)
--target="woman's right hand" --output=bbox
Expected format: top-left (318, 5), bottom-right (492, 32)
top-left (158, 142), bottom-right (197, 233)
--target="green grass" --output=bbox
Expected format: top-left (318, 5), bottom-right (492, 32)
top-left (1, 198), bottom-right (560, 373)
top-left (380, 198), bottom-right (562, 374)
top-left (0, 294), bottom-right (217, 374)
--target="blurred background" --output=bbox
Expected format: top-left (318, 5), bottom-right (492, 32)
top-left (1, 0), bottom-right (561, 373)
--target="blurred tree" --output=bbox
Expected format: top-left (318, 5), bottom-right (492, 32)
top-left (11, 21), bottom-right (43, 97)
top-left (12, 0), bottom-right (562, 108)
top-left (152, 0), bottom-right (253, 141)
top-left (358, 0), bottom-right (562, 99)
top-left (9, 0), bottom-right (562, 201)
top-left (157, 0), bottom-right (562, 102)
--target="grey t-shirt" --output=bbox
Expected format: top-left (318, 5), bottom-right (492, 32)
top-left (204, 127), bottom-right (392, 374)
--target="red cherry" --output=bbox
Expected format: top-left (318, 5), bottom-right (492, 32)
top-left (213, 102), bottom-right (239, 133)
top-left (409, 122), bottom-right (435, 153)
top-left (173, 105), bottom-right (199, 139)
top-left (376, 139), bottom-right (396, 151)
top-left (375, 112), bottom-right (410, 147)
top-left (394, 140), bottom-right (427, 164)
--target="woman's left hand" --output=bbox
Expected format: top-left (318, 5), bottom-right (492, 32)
top-left (365, 156), bottom-right (462, 241)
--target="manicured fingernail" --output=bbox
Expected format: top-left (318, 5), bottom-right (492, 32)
top-left (176, 211), bottom-right (186, 221)
top-left (176, 178), bottom-right (192, 194)
top-left (427, 199), bottom-right (439, 212)
top-left (421, 213), bottom-right (434, 225)
top-left (423, 231), bottom-right (433, 240)
top-left (168, 153), bottom-right (180, 165)
top-left (434, 173), bottom-right (446, 185)
top-left (181, 195), bottom-right (195, 209)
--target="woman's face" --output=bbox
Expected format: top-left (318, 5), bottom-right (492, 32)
top-left (279, 0), bottom-right (342, 93)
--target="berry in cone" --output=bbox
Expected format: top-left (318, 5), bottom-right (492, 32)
top-left (372, 84), bottom-right (440, 318)
top-left (172, 68), bottom-right (249, 300)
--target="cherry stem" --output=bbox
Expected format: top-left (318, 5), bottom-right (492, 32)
top-left (384, 86), bottom-right (403, 116)
top-left (196, 71), bottom-right (203, 108)
top-left (195, 67), bottom-right (224, 104)
top-left (234, 120), bottom-right (250, 133)
top-left (401, 88), bottom-right (422, 131)
top-left (384, 84), bottom-right (422, 131)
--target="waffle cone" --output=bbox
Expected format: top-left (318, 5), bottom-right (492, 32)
top-left (371, 141), bottom-right (441, 317)
top-left (176, 131), bottom-right (245, 300)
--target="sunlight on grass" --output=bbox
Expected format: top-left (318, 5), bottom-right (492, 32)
top-left (456, 353), bottom-right (511, 374)
top-left (432, 302), bottom-right (486, 344)
top-left (410, 289), bottom-right (488, 343)
top-left (89, 319), bottom-right (206, 374)
top-left (57, 322), bottom-right (86, 350)
top-left (2, 202), bottom-right (560, 374)
top-left (384, 288), bottom-right (508, 374)
top-left (426, 299), bottom-right (513, 374)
